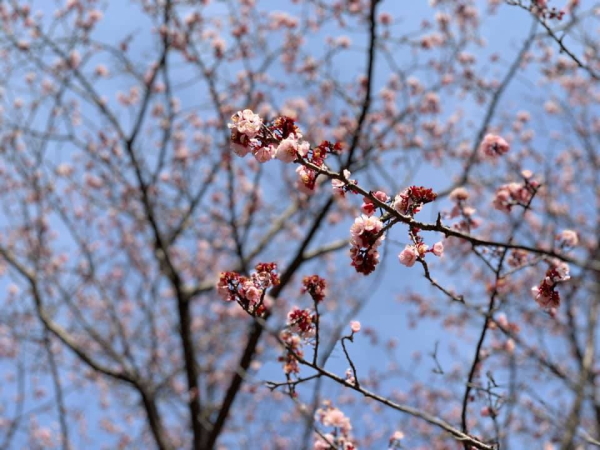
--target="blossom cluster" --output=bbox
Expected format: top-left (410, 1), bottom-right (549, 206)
top-left (398, 240), bottom-right (444, 267)
top-left (492, 178), bottom-right (539, 213)
top-left (227, 110), bottom-right (477, 281)
top-left (216, 262), bottom-right (280, 317)
top-left (228, 110), bottom-right (344, 194)
top-left (279, 330), bottom-right (303, 375)
top-left (349, 215), bottom-right (385, 275)
top-left (447, 186), bottom-right (481, 233)
top-left (350, 186), bottom-right (442, 274)
top-left (393, 185), bottom-right (437, 216)
top-left (314, 402), bottom-right (357, 450)
top-left (532, 0), bottom-right (567, 20)
top-left (286, 306), bottom-right (315, 337)
top-left (278, 275), bottom-right (328, 377)
top-left (443, 187), bottom-right (481, 234)
top-left (228, 110), bottom-right (308, 163)
top-left (531, 260), bottom-right (571, 310)
top-left (479, 133), bottom-right (510, 159)
top-left (301, 274), bottom-right (327, 303)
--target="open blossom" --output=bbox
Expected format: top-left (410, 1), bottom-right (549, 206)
top-left (479, 133), bottom-right (510, 158)
top-left (557, 229), bottom-right (578, 247)
top-left (216, 273), bottom-right (233, 300)
top-left (323, 408), bottom-right (351, 431)
top-left (241, 281), bottom-right (262, 305)
top-left (253, 144), bottom-right (275, 163)
top-left (320, 407), bottom-right (352, 434)
top-left (373, 190), bottom-right (390, 203)
top-left (350, 215), bottom-right (384, 248)
top-left (398, 245), bottom-right (419, 267)
top-left (228, 109), bottom-right (262, 138)
top-left (394, 190), bottom-right (416, 215)
top-left (296, 165), bottom-right (317, 193)
top-left (449, 187), bottom-right (469, 202)
top-left (275, 134), bottom-right (300, 162)
top-left (314, 403), bottom-right (356, 449)
top-left (350, 320), bottom-right (361, 333)
top-left (297, 140), bottom-right (310, 157)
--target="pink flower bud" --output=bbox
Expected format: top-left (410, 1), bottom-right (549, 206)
top-left (432, 241), bottom-right (444, 257)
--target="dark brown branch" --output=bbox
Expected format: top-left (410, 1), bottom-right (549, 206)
top-left (204, 196), bottom-right (334, 449)
top-left (262, 319), bottom-right (495, 450)
top-left (343, 0), bottom-right (380, 167)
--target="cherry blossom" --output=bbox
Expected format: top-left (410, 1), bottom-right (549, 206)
top-left (275, 135), bottom-right (301, 163)
top-left (398, 245), bottom-right (419, 267)
top-left (557, 229), bottom-right (578, 247)
top-left (479, 133), bottom-right (510, 158)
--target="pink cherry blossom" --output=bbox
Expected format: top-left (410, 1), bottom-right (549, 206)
top-left (449, 187), bottom-right (469, 202)
top-left (479, 133), bottom-right (510, 158)
top-left (557, 229), bottom-right (578, 247)
top-left (253, 145), bottom-right (275, 163)
top-left (228, 109), bottom-right (263, 138)
top-left (350, 320), bottom-right (361, 333)
top-left (322, 408), bottom-right (352, 432)
top-left (398, 245), bottom-right (419, 267)
top-left (350, 215), bottom-right (384, 248)
top-left (242, 283), bottom-right (262, 305)
top-left (296, 165), bottom-right (317, 193)
top-left (275, 135), bottom-right (300, 163)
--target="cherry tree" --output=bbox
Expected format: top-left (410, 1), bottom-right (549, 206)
top-left (0, 0), bottom-right (598, 449)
